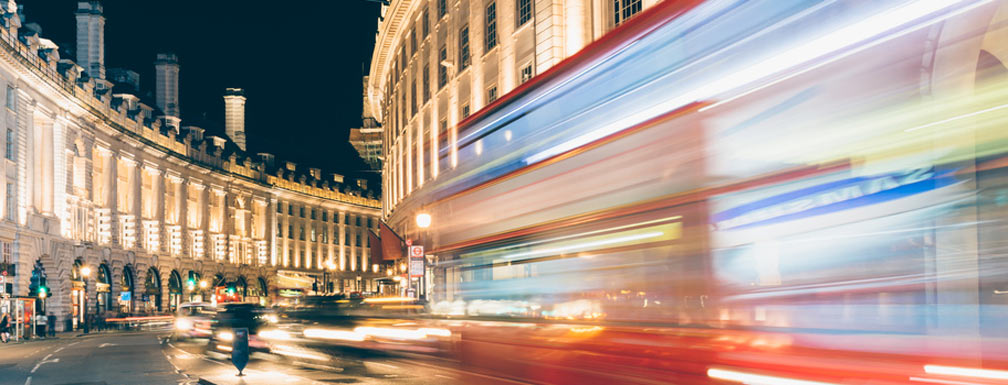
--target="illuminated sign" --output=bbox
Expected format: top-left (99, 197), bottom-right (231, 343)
top-left (714, 167), bottom-right (961, 230)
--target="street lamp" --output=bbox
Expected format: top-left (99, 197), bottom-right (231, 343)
top-left (198, 280), bottom-right (208, 289)
top-left (80, 266), bottom-right (91, 278)
top-left (415, 213), bottom-right (432, 229)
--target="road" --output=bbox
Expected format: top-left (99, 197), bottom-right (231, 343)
top-left (0, 331), bottom-right (497, 385)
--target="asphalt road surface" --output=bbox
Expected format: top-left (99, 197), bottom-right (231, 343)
top-left (0, 331), bottom-right (510, 385)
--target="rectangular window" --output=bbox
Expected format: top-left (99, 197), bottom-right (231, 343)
top-left (322, 211), bottom-right (327, 222)
top-left (299, 225), bottom-right (305, 241)
top-left (438, 119), bottom-right (449, 159)
top-left (462, 104), bottom-right (470, 119)
top-left (422, 8), bottom-right (430, 36)
top-left (288, 224), bottom-right (293, 239)
top-left (487, 86), bottom-right (498, 103)
top-left (300, 206), bottom-right (305, 217)
top-left (276, 202), bottom-right (282, 213)
top-left (520, 64), bottom-right (534, 84)
top-left (5, 183), bottom-right (13, 220)
top-left (344, 229), bottom-right (350, 245)
top-left (1, 240), bottom-right (9, 263)
top-left (411, 79), bottom-right (418, 116)
top-left (438, 0), bottom-right (447, 18)
top-left (459, 25), bottom-right (470, 70)
top-left (355, 233), bottom-right (362, 247)
top-left (356, 216), bottom-right (362, 227)
top-left (438, 46), bottom-right (448, 88)
top-left (400, 46), bottom-right (407, 71)
top-left (277, 223), bottom-right (282, 237)
top-left (613, 0), bottom-right (642, 26)
top-left (322, 227), bottom-right (328, 243)
top-left (288, 204), bottom-right (293, 215)
top-left (411, 29), bottom-right (418, 54)
top-left (422, 64), bottom-right (430, 102)
top-left (517, 0), bottom-right (533, 26)
top-left (344, 214), bottom-right (350, 225)
top-left (5, 86), bottom-right (13, 110)
top-left (368, 218), bottom-right (373, 228)
top-left (310, 225), bottom-right (317, 242)
top-left (310, 208), bottom-right (316, 220)
top-left (485, 2), bottom-right (498, 51)
top-left (5, 128), bottom-right (13, 161)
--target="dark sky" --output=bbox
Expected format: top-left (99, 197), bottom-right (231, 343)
top-left (18, 0), bottom-right (381, 179)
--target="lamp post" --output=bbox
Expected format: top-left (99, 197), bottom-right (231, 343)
top-left (414, 213), bottom-right (432, 300)
top-left (80, 266), bottom-right (91, 333)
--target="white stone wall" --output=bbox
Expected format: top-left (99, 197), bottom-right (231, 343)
top-left (0, 3), bottom-right (383, 331)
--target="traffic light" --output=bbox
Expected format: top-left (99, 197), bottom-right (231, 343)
top-left (38, 284), bottom-right (47, 298)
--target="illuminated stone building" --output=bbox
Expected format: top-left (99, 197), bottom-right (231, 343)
top-left (368, 0), bottom-right (660, 234)
top-left (0, 1), bottom-right (382, 330)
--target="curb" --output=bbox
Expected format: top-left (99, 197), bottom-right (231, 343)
top-left (197, 378), bottom-right (217, 385)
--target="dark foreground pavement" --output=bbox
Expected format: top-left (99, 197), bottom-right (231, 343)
top-left (0, 331), bottom-right (516, 385)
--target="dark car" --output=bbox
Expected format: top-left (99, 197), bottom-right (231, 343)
top-left (207, 303), bottom-right (271, 352)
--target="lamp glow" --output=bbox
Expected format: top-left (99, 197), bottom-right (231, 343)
top-left (415, 213), bottom-right (432, 228)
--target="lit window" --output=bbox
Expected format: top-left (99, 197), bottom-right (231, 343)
top-left (310, 225), bottom-right (317, 242)
top-left (517, 0), bottom-right (533, 27)
top-left (485, 2), bottom-right (497, 51)
top-left (459, 25), bottom-right (470, 70)
top-left (613, 0), bottom-right (642, 27)
top-left (5, 128), bottom-right (13, 161)
top-left (487, 85), bottom-right (498, 103)
top-left (520, 64), bottom-right (533, 84)
top-left (438, 46), bottom-right (448, 88)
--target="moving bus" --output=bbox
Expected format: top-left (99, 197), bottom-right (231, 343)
top-left (398, 0), bottom-right (1008, 383)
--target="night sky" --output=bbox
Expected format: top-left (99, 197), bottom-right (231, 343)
top-left (17, 0), bottom-right (382, 180)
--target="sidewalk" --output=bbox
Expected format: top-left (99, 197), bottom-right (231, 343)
top-left (1, 327), bottom-right (156, 345)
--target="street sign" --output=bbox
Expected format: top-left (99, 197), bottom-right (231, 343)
top-left (0, 275), bottom-right (5, 284)
top-left (409, 246), bottom-right (424, 258)
top-left (231, 327), bottom-right (249, 376)
top-left (409, 258), bottom-right (424, 277)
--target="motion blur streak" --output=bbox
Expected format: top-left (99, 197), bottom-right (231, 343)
top-left (707, 368), bottom-right (838, 385)
top-left (924, 365), bottom-right (1008, 380)
top-left (302, 328), bottom-right (365, 342)
top-left (388, 0), bottom-right (1008, 383)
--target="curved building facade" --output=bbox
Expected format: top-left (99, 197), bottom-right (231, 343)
top-left (368, 0), bottom-right (660, 249)
top-left (0, 1), bottom-right (382, 331)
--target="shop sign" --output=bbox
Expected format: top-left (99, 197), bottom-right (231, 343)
top-left (409, 257), bottom-right (424, 277)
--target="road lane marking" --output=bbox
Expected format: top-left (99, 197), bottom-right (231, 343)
top-left (98, 343), bottom-right (116, 348)
top-left (23, 376), bottom-right (30, 385)
top-left (30, 358), bottom-right (59, 373)
top-left (54, 347), bottom-right (64, 353)
top-left (67, 341), bottom-right (79, 346)
top-left (41, 354), bottom-right (51, 361)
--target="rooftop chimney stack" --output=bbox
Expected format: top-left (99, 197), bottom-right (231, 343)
top-left (223, 88), bottom-right (247, 151)
top-left (154, 53), bottom-right (180, 117)
top-left (75, 1), bottom-right (104, 79)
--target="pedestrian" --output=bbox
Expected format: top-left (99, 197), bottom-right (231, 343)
top-left (47, 313), bottom-right (55, 337)
top-left (0, 311), bottom-right (9, 343)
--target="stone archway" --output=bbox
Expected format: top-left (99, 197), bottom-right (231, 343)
top-left (119, 265), bottom-right (135, 314)
top-left (144, 267), bottom-right (161, 313)
top-left (168, 270), bottom-right (183, 311)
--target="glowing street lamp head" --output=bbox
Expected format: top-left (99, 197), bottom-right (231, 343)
top-left (326, 260), bottom-right (337, 271)
top-left (415, 213), bottom-right (432, 229)
top-left (80, 266), bottom-right (91, 277)
top-left (198, 280), bottom-right (208, 289)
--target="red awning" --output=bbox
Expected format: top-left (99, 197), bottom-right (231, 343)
top-left (378, 220), bottom-right (405, 261)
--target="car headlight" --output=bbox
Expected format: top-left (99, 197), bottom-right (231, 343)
top-left (175, 319), bottom-right (193, 331)
top-left (264, 314), bottom-right (279, 323)
top-left (217, 331), bottom-right (234, 342)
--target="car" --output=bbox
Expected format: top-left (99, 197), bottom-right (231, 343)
top-left (173, 302), bottom-right (215, 340)
top-left (207, 303), bottom-right (271, 353)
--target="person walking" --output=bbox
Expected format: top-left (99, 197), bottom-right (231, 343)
top-left (0, 311), bottom-right (10, 343)
top-left (47, 313), bottom-right (55, 337)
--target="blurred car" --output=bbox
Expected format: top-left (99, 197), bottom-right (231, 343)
top-left (172, 302), bottom-right (215, 340)
top-left (207, 303), bottom-right (271, 353)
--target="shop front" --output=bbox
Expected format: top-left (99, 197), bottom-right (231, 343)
top-left (168, 270), bottom-right (182, 312)
top-left (96, 264), bottom-right (111, 315)
top-left (70, 260), bottom-right (86, 330)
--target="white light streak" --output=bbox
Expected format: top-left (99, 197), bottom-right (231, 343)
top-left (525, 0), bottom-right (987, 165)
top-left (303, 328), bottom-right (365, 342)
top-left (707, 368), bottom-right (838, 385)
top-left (924, 365), bottom-right (1008, 380)
top-left (904, 103), bottom-right (1008, 132)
